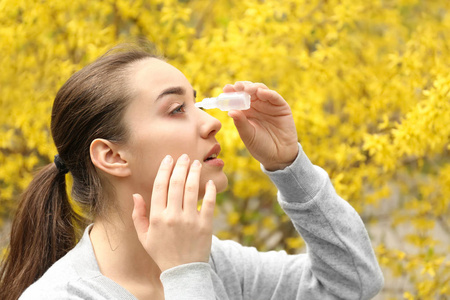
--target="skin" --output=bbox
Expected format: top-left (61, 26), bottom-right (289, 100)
top-left (89, 58), bottom-right (299, 299)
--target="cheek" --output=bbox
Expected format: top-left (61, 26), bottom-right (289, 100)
top-left (153, 124), bottom-right (198, 154)
top-left (134, 123), bottom-right (197, 158)
top-left (131, 154), bottom-right (160, 197)
top-left (129, 126), bottom-right (199, 185)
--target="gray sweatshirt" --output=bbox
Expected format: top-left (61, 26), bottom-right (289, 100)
top-left (20, 144), bottom-right (384, 299)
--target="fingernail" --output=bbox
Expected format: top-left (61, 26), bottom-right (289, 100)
top-left (163, 155), bottom-right (173, 165)
top-left (180, 154), bottom-right (189, 161)
top-left (192, 160), bottom-right (201, 167)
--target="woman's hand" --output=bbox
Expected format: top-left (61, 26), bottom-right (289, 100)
top-left (132, 154), bottom-right (216, 272)
top-left (224, 81), bottom-right (299, 171)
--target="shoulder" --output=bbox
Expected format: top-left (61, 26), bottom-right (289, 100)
top-left (19, 250), bottom-right (81, 299)
top-left (19, 225), bottom-right (107, 299)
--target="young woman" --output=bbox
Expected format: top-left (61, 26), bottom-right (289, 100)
top-left (0, 45), bottom-right (383, 300)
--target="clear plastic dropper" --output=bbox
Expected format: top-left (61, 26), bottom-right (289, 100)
top-left (195, 92), bottom-right (251, 111)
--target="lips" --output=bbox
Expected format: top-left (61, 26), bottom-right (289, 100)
top-left (204, 144), bottom-right (221, 162)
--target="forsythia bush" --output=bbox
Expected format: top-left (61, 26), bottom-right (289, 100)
top-left (1, 0), bottom-right (449, 298)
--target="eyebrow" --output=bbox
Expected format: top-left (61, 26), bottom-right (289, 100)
top-left (155, 86), bottom-right (197, 102)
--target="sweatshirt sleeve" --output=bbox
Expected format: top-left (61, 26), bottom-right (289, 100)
top-left (211, 143), bottom-right (384, 300)
top-left (160, 263), bottom-right (216, 299)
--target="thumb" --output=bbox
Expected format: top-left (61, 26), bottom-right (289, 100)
top-left (131, 193), bottom-right (149, 243)
top-left (228, 110), bottom-right (255, 144)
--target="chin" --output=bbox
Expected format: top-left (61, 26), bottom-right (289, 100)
top-left (215, 173), bottom-right (228, 193)
top-left (199, 172), bottom-right (228, 198)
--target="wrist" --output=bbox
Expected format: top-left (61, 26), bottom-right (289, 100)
top-left (262, 161), bottom-right (293, 172)
top-left (262, 148), bottom-right (299, 171)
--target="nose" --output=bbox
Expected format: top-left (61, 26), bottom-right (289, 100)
top-left (199, 109), bottom-right (222, 139)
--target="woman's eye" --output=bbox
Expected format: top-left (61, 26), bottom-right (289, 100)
top-left (170, 103), bottom-right (186, 115)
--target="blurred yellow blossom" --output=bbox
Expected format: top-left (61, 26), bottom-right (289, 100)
top-left (1, 0), bottom-right (449, 298)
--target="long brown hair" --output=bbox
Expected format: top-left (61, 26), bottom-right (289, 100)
top-left (0, 45), bottom-right (158, 300)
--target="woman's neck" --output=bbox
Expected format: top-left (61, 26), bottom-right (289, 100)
top-left (89, 216), bottom-right (163, 299)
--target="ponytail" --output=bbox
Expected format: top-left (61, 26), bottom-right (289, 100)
top-left (0, 163), bottom-right (86, 300)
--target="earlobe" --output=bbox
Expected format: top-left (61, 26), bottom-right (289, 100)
top-left (90, 139), bottom-right (131, 177)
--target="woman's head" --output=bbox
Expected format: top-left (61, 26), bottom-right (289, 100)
top-left (0, 44), bottom-right (227, 300)
top-left (92, 58), bottom-right (228, 204)
top-left (53, 46), bottom-right (227, 219)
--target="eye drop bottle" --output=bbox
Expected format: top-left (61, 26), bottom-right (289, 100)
top-left (195, 92), bottom-right (251, 111)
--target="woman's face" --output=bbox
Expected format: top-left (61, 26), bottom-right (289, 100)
top-left (122, 58), bottom-right (228, 199)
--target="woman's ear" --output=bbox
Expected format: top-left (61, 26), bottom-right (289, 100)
top-left (90, 138), bottom-right (131, 177)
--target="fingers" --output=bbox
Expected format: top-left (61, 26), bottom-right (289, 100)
top-left (224, 81), bottom-right (268, 91)
top-left (150, 154), bottom-right (213, 215)
top-left (200, 180), bottom-right (216, 225)
top-left (132, 193), bottom-right (149, 242)
top-left (183, 160), bottom-right (202, 213)
top-left (228, 110), bottom-right (255, 143)
top-left (256, 88), bottom-right (286, 106)
top-left (150, 155), bottom-right (174, 216)
top-left (224, 81), bottom-right (269, 98)
top-left (224, 81), bottom-right (284, 105)
top-left (167, 154), bottom-right (190, 211)
top-left (223, 84), bottom-right (235, 93)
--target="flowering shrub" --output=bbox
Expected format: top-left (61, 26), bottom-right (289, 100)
top-left (1, 0), bottom-right (449, 298)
